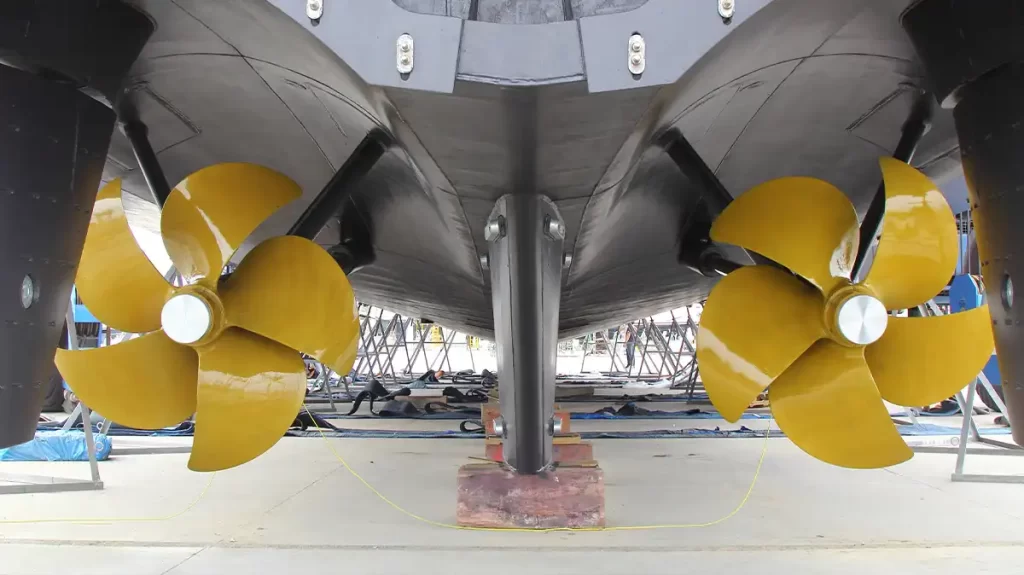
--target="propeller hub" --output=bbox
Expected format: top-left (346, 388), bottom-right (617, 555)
top-left (161, 294), bottom-right (213, 344)
top-left (835, 294), bottom-right (888, 346)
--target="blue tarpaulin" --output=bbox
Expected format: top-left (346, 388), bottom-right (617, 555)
top-left (0, 430), bottom-right (111, 461)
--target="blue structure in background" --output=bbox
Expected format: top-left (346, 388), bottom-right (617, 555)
top-left (65, 286), bottom-right (104, 393)
top-left (71, 286), bottom-right (100, 324)
top-left (949, 274), bottom-right (1001, 391)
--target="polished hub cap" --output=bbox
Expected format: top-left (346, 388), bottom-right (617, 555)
top-left (161, 293), bottom-right (212, 344)
top-left (836, 294), bottom-right (888, 346)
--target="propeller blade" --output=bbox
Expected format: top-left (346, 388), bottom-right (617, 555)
top-left (711, 177), bottom-right (860, 294)
top-left (697, 266), bottom-right (826, 422)
top-left (54, 332), bottom-right (197, 429)
top-left (219, 236), bottom-right (359, 374)
top-left (865, 306), bottom-right (995, 407)
top-left (861, 158), bottom-right (958, 310)
top-left (75, 179), bottom-right (172, 333)
top-left (160, 163), bottom-right (301, 283)
top-left (189, 328), bottom-right (305, 471)
top-left (770, 340), bottom-right (912, 468)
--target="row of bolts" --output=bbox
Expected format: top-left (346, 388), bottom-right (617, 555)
top-left (305, 0), bottom-right (736, 76)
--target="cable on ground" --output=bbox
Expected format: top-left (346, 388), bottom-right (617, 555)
top-left (303, 405), bottom-right (771, 532)
top-left (0, 407), bottom-right (770, 529)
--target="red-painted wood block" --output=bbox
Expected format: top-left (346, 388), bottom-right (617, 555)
top-left (481, 404), bottom-right (500, 434)
top-left (456, 463), bottom-right (605, 528)
top-left (555, 410), bottom-right (571, 433)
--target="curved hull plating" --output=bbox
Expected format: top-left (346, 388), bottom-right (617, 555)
top-left (108, 0), bottom-right (963, 338)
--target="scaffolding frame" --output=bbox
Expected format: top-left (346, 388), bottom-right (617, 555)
top-left (346, 304), bottom-right (702, 385)
top-left (578, 306), bottom-right (700, 384)
top-left (350, 304), bottom-right (482, 382)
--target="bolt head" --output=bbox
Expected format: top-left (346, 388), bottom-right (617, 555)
top-left (549, 416), bottom-right (564, 435)
top-left (485, 216), bottom-right (506, 242)
top-left (399, 40), bottom-right (411, 52)
top-left (630, 54), bottom-right (643, 66)
top-left (544, 216), bottom-right (565, 240)
top-left (493, 416), bottom-right (507, 437)
top-left (399, 55), bottom-right (411, 66)
top-left (20, 275), bottom-right (35, 309)
top-left (480, 254), bottom-right (490, 270)
top-left (630, 39), bottom-right (643, 53)
top-left (306, 0), bottom-right (323, 19)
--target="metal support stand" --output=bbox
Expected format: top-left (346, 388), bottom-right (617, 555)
top-left (851, 94), bottom-right (932, 278)
top-left (121, 120), bottom-right (171, 207)
top-left (912, 379), bottom-right (1024, 484)
top-left (428, 327), bottom-right (457, 374)
top-left (907, 303), bottom-right (1023, 482)
top-left (342, 305), bottom-right (483, 383)
top-left (487, 195), bottom-right (564, 473)
top-left (288, 131), bottom-right (389, 241)
top-left (0, 304), bottom-right (103, 494)
top-left (322, 368), bottom-right (337, 411)
top-left (355, 306), bottom-right (391, 377)
top-left (403, 319), bottom-right (433, 375)
top-left (950, 381), bottom-right (1024, 484)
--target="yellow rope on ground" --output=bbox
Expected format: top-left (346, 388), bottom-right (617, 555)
top-left (0, 471), bottom-right (216, 524)
top-left (0, 408), bottom-right (771, 530)
top-left (303, 406), bottom-right (771, 532)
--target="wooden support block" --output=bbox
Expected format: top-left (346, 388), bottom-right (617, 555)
top-left (552, 433), bottom-right (581, 444)
top-left (484, 440), bottom-right (594, 463)
top-left (482, 403), bottom-right (571, 434)
top-left (486, 433), bottom-right (580, 446)
top-left (556, 443), bottom-right (593, 463)
top-left (481, 404), bottom-right (500, 434)
top-left (456, 463), bottom-right (605, 528)
top-left (555, 410), bottom-right (571, 433)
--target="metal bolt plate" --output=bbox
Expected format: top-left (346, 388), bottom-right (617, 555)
top-left (397, 34), bottom-right (414, 75)
top-left (306, 0), bottom-right (323, 20)
top-left (1003, 274), bottom-right (1015, 310)
top-left (563, 253), bottom-right (573, 268)
top-left (20, 275), bottom-right (35, 309)
top-left (480, 254), bottom-right (490, 270)
top-left (544, 215), bottom-right (565, 240)
top-left (549, 416), bottom-right (563, 435)
top-left (718, 0), bottom-right (734, 19)
top-left (627, 33), bottom-right (645, 75)
top-left (485, 216), bottom-right (506, 242)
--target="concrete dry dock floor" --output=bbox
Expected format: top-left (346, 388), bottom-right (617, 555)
top-left (1, 434), bottom-right (1023, 574)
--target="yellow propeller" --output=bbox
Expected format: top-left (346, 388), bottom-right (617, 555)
top-left (698, 157), bottom-right (995, 468)
top-left (55, 166), bottom-right (360, 471)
